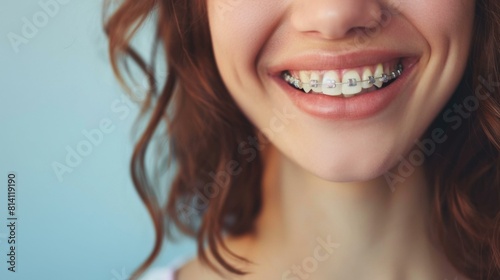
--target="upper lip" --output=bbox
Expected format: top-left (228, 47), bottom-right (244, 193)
top-left (267, 49), bottom-right (418, 75)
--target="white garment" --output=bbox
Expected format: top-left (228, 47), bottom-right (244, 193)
top-left (141, 267), bottom-right (176, 280)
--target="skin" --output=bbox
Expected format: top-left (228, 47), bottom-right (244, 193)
top-left (178, 0), bottom-right (475, 279)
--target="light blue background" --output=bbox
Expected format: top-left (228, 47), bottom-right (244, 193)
top-left (0, 1), bottom-right (194, 279)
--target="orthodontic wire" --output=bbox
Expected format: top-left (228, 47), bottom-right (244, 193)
top-left (283, 63), bottom-right (403, 89)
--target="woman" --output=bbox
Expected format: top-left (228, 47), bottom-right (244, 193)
top-left (105, 0), bottom-right (500, 279)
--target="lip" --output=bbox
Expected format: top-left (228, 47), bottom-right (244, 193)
top-left (268, 50), bottom-right (417, 73)
top-left (270, 53), bottom-right (419, 120)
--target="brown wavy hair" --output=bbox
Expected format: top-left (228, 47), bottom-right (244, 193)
top-left (104, 0), bottom-right (500, 279)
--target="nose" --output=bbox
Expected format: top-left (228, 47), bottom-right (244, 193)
top-left (290, 0), bottom-right (386, 40)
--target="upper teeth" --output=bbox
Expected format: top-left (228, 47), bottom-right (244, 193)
top-left (283, 63), bottom-right (403, 96)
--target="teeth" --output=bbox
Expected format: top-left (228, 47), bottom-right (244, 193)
top-left (383, 64), bottom-right (391, 76)
top-left (322, 71), bottom-right (342, 96)
top-left (310, 72), bottom-right (322, 93)
top-left (342, 70), bottom-right (362, 96)
top-left (283, 62), bottom-right (403, 97)
top-left (373, 64), bottom-right (384, 88)
top-left (300, 71), bottom-right (312, 93)
top-left (361, 68), bottom-right (373, 89)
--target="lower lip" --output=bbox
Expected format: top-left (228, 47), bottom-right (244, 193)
top-left (273, 59), bottom-right (417, 120)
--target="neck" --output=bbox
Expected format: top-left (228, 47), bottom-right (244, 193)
top-left (250, 144), bottom-right (460, 279)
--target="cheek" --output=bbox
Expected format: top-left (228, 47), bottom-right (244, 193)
top-left (207, 0), bottom-right (278, 43)
top-left (207, 1), bottom-right (283, 84)
top-left (207, 0), bottom-right (286, 128)
top-left (402, 0), bottom-right (475, 45)
top-left (401, 0), bottom-right (475, 121)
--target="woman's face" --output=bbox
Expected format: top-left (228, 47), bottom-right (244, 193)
top-left (207, 0), bottom-right (475, 181)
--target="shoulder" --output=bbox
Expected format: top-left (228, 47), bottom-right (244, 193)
top-left (143, 236), bottom-right (253, 280)
top-left (176, 236), bottom-right (257, 280)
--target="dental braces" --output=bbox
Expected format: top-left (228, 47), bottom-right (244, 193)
top-left (283, 63), bottom-right (403, 90)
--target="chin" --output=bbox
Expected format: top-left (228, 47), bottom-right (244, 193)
top-left (281, 141), bottom-right (399, 184)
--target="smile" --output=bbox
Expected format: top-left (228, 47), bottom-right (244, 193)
top-left (281, 60), bottom-right (403, 97)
